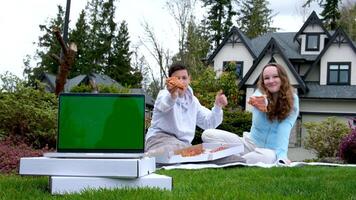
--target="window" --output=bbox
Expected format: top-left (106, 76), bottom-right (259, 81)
top-left (306, 34), bottom-right (319, 51)
top-left (223, 61), bottom-right (243, 79)
top-left (327, 63), bottom-right (350, 85)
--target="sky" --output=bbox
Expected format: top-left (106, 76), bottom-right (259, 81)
top-left (0, 0), bottom-right (325, 79)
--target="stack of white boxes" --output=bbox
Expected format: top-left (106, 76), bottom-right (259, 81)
top-left (19, 156), bottom-right (172, 194)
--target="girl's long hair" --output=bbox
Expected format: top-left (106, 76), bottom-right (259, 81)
top-left (257, 63), bottom-right (294, 121)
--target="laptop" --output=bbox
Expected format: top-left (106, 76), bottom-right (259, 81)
top-left (44, 93), bottom-right (145, 158)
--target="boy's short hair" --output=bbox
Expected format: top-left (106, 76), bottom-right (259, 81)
top-left (168, 63), bottom-right (188, 77)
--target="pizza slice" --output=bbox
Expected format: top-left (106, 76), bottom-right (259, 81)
top-left (166, 77), bottom-right (186, 90)
top-left (174, 144), bottom-right (204, 157)
top-left (248, 95), bottom-right (268, 112)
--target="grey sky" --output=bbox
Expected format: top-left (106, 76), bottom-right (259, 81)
top-left (0, 0), bottom-right (325, 79)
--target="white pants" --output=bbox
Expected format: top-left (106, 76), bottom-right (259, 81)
top-left (202, 129), bottom-right (277, 164)
top-left (145, 132), bottom-right (191, 156)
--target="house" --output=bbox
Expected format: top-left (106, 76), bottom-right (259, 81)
top-left (40, 72), bottom-right (155, 109)
top-left (207, 11), bottom-right (356, 148)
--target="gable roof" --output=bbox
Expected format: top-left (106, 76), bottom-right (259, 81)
top-left (293, 11), bottom-right (331, 42)
top-left (40, 73), bottom-right (56, 90)
top-left (207, 26), bottom-right (257, 63)
top-left (251, 32), bottom-right (318, 61)
top-left (304, 27), bottom-right (356, 79)
top-left (238, 37), bottom-right (307, 92)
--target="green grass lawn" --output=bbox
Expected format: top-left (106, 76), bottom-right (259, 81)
top-left (1, 166), bottom-right (356, 200)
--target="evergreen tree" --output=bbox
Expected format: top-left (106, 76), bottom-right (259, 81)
top-left (202, 0), bottom-right (237, 48)
top-left (303, 0), bottom-right (342, 30)
top-left (69, 10), bottom-right (91, 77)
top-left (178, 19), bottom-right (211, 78)
top-left (24, 0), bottom-right (143, 88)
top-left (237, 0), bottom-right (276, 38)
top-left (24, 5), bottom-right (64, 84)
top-left (86, 0), bottom-right (116, 73)
top-left (108, 21), bottom-right (142, 87)
top-left (320, 0), bottom-right (340, 30)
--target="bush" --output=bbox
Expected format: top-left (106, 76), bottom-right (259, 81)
top-left (191, 68), bottom-right (243, 109)
top-left (218, 110), bottom-right (252, 137)
top-left (190, 68), bottom-right (250, 143)
top-left (0, 136), bottom-right (50, 173)
top-left (338, 125), bottom-right (356, 164)
top-left (304, 117), bottom-right (350, 158)
top-left (0, 74), bottom-right (57, 149)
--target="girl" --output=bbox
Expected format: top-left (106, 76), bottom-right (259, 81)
top-left (203, 63), bottom-right (299, 164)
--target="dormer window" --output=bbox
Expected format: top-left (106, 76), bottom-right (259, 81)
top-left (306, 33), bottom-right (320, 51)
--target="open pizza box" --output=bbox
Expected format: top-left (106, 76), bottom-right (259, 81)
top-left (154, 143), bottom-right (244, 164)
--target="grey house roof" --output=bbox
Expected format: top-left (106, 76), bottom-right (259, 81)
top-left (301, 82), bottom-right (356, 99)
top-left (250, 32), bottom-right (318, 61)
top-left (130, 88), bottom-right (155, 107)
top-left (41, 72), bottom-right (155, 107)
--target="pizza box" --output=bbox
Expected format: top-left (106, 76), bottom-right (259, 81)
top-left (49, 173), bottom-right (172, 195)
top-left (19, 157), bottom-right (155, 178)
top-left (154, 143), bottom-right (244, 164)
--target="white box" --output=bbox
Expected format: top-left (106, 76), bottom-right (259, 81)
top-left (49, 173), bottom-right (172, 194)
top-left (155, 143), bottom-right (244, 164)
top-left (19, 157), bottom-right (155, 178)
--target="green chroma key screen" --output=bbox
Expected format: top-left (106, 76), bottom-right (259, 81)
top-left (58, 93), bottom-right (145, 152)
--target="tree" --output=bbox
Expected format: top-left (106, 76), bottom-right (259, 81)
top-left (237, 0), bottom-right (276, 38)
top-left (86, 0), bottom-right (116, 73)
top-left (69, 10), bottom-right (92, 77)
top-left (107, 21), bottom-right (142, 87)
top-left (339, 1), bottom-right (356, 41)
top-left (303, 0), bottom-right (342, 30)
top-left (202, 0), bottom-right (237, 48)
top-left (166, 0), bottom-right (196, 61)
top-left (24, 0), bottom-right (143, 88)
top-left (141, 21), bottom-right (170, 89)
top-left (174, 19), bottom-right (210, 79)
top-left (24, 5), bottom-right (65, 85)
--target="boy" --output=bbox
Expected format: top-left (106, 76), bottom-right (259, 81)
top-left (145, 63), bottom-right (228, 155)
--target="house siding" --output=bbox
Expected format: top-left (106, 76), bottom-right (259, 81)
top-left (213, 43), bottom-right (254, 77)
top-left (320, 44), bottom-right (356, 85)
top-left (304, 65), bottom-right (320, 82)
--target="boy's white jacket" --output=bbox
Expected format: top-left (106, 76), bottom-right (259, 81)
top-left (145, 86), bottom-right (223, 144)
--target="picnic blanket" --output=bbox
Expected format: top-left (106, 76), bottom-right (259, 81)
top-left (160, 161), bottom-right (356, 170)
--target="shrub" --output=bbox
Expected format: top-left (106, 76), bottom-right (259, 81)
top-left (218, 110), bottom-right (252, 137)
top-left (190, 68), bottom-right (250, 143)
top-left (338, 124), bottom-right (356, 164)
top-left (191, 68), bottom-right (243, 109)
top-left (0, 74), bottom-right (57, 149)
top-left (0, 136), bottom-right (50, 173)
top-left (304, 117), bottom-right (350, 158)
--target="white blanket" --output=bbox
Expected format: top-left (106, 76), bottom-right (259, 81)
top-left (161, 161), bottom-right (356, 170)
